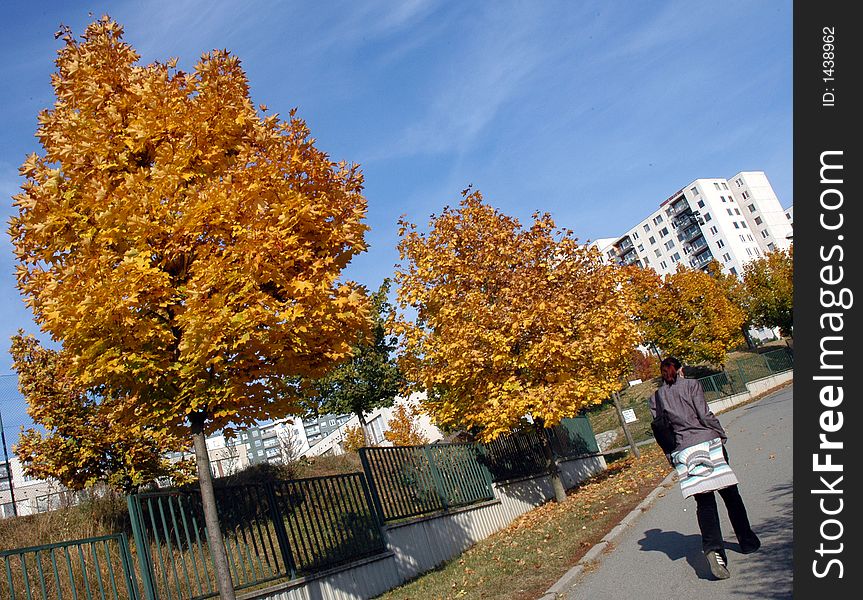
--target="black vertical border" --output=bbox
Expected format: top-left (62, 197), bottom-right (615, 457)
top-left (793, 1), bottom-right (861, 597)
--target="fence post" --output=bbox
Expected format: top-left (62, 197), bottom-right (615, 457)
top-left (761, 351), bottom-right (774, 374)
top-left (358, 449), bottom-right (387, 524)
top-left (474, 443), bottom-right (495, 491)
top-left (127, 495), bottom-right (160, 600)
top-left (264, 483), bottom-right (297, 579)
top-left (422, 446), bottom-right (449, 511)
top-left (119, 532), bottom-right (143, 600)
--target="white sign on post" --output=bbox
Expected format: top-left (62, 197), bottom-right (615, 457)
top-left (621, 408), bottom-right (637, 424)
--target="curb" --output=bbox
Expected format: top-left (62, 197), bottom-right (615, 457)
top-left (537, 469), bottom-right (678, 600)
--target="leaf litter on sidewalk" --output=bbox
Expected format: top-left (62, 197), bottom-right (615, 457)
top-left (376, 445), bottom-right (672, 600)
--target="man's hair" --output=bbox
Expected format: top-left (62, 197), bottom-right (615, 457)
top-left (660, 356), bottom-right (682, 369)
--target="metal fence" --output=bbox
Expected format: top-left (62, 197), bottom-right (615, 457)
top-left (480, 417), bottom-right (599, 482)
top-left (128, 473), bottom-right (384, 600)
top-left (359, 444), bottom-right (494, 523)
top-left (699, 347), bottom-right (793, 401)
top-left (1, 533), bottom-right (140, 600)
top-left (360, 416), bottom-right (600, 521)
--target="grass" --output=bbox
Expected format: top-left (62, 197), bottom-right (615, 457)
top-left (375, 445), bottom-right (672, 600)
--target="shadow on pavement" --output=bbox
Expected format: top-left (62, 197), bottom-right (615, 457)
top-left (637, 528), bottom-right (715, 580)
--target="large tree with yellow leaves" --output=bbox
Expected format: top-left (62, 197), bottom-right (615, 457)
top-left (392, 191), bottom-right (638, 500)
top-left (9, 18), bottom-right (369, 599)
top-left (742, 247), bottom-right (793, 337)
top-left (625, 265), bottom-right (746, 366)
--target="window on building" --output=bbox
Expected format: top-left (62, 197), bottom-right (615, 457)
top-left (637, 244), bottom-right (644, 252)
top-left (709, 226), bottom-right (718, 235)
top-left (730, 267), bottom-right (738, 275)
top-left (722, 253), bottom-right (731, 262)
top-left (714, 182), bottom-right (721, 190)
top-left (716, 239), bottom-right (725, 248)
top-left (754, 216), bottom-right (763, 225)
top-left (720, 196), bottom-right (727, 203)
top-left (735, 178), bottom-right (743, 187)
top-left (671, 252), bottom-right (680, 261)
top-left (767, 243), bottom-right (776, 251)
top-left (761, 230), bottom-right (769, 238)
top-left (659, 227), bottom-right (669, 237)
top-left (660, 261), bottom-right (667, 270)
top-left (643, 257), bottom-right (650, 265)
top-left (786, 212), bottom-right (792, 220)
top-left (739, 235), bottom-right (746, 242)
top-left (654, 249), bottom-right (661, 257)
top-left (740, 221), bottom-right (748, 228)
top-left (690, 186), bottom-right (699, 195)
top-left (704, 213), bottom-right (712, 222)
top-left (746, 248), bottom-right (753, 256)
top-left (755, 248), bottom-right (761, 256)
top-left (632, 231), bottom-right (639, 240)
top-left (643, 224), bottom-right (650, 232)
top-left (742, 191), bottom-right (750, 199)
top-left (748, 204), bottom-right (756, 212)
top-left (251, 430), bottom-right (259, 437)
top-left (698, 199), bottom-right (705, 208)
top-left (653, 215), bottom-right (663, 225)
top-left (722, 182), bottom-right (729, 190)
top-left (649, 235), bottom-right (656, 245)
top-left (734, 208), bottom-right (741, 215)
top-left (726, 208), bottom-right (734, 216)
top-left (664, 240), bottom-right (675, 250)
top-left (733, 222), bottom-right (740, 229)
top-left (329, 419), bottom-right (336, 426)
top-left (747, 234), bottom-right (754, 241)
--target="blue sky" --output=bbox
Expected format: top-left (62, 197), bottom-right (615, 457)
top-left (0, 1), bottom-right (791, 445)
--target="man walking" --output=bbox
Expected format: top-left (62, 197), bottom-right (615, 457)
top-left (649, 356), bottom-right (761, 579)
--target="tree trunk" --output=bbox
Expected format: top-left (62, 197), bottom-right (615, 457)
top-left (357, 411), bottom-right (370, 446)
top-left (742, 326), bottom-right (755, 350)
top-left (533, 419), bottom-right (566, 502)
top-left (612, 391), bottom-right (640, 458)
top-left (190, 413), bottom-right (236, 600)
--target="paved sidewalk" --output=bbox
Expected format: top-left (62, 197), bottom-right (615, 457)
top-left (541, 385), bottom-right (793, 600)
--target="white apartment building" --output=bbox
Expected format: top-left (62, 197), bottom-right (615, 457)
top-left (596, 171), bottom-right (792, 277)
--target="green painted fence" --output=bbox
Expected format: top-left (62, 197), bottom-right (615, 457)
top-left (1, 533), bottom-right (139, 600)
top-left (699, 347), bottom-right (793, 401)
top-left (360, 416), bottom-right (600, 521)
top-left (359, 444), bottom-right (495, 523)
top-left (128, 473), bottom-right (384, 600)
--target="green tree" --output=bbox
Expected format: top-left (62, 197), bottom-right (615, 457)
top-left (300, 280), bottom-right (404, 445)
top-left (9, 19), bottom-right (369, 598)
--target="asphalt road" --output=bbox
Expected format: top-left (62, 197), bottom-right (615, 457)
top-left (561, 385), bottom-right (793, 600)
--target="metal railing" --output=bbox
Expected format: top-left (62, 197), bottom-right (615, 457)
top-left (1, 533), bottom-right (140, 600)
top-left (128, 473), bottom-right (384, 600)
top-left (698, 347), bottom-right (792, 401)
top-left (359, 444), bottom-right (494, 523)
top-left (360, 416), bottom-right (600, 522)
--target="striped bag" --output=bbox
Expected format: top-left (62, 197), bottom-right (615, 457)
top-left (672, 438), bottom-right (738, 498)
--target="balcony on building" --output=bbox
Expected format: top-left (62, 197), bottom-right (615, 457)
top-left (686, 234), bottom-right (708, 253)
top-left (690, 249), bottom-right (714, 269)
top-left (615, 235), bottom-right (633, 252)
top-left (678, 224), bottom-right (702, 243)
